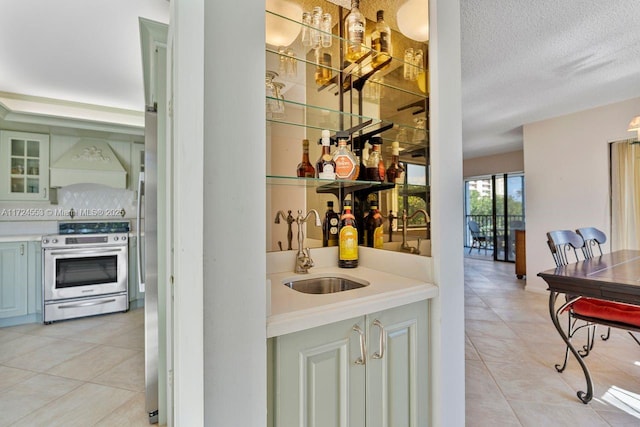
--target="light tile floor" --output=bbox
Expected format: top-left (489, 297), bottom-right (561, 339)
top-left (4, 260), bottom-right (640, 426)
top-left (466, 257), bottom-right (640, 426)
top-left (0, 307), bottom-right (148, 426)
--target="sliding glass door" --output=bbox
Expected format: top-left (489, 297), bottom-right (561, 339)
top-left (465, 173), bottom-right (525, 261)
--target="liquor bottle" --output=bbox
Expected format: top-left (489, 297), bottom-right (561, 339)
top-left (332, 135), bottom-right (358, 180)
top-left (364, 199), bottom-right (384, 248)
top-left (316, 130), bottom-right (336, 179)
top-left (322, 201), bottom-right (340, 247)
top-left (339, 199), bottom-right (358, 268)
top-left (371, 10), bottom-right (391, 68)
top-left (296, 139), bottom-right (316, 178)
top-left (344, 0), bottom-right (366, 63)
top-left (365, 137), bottom-right (385, 181)
top-left (386, 141), bottom-right (406, 184)
top-left (315, 50), bottom-right (333, 86)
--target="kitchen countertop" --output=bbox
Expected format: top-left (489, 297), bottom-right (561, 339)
top-left (0, 234), bottom-right (44, 243)
top-left (267, 247), bottom-right (438, 338)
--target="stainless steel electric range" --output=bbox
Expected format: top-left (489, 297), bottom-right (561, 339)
top-left (42, 221), bottom-right (130, 323)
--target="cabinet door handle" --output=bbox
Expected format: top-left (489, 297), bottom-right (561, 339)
top-left (372, 319), bottom-right (385, 359)
top-left (352, 324), bottom-right (367, 365)
top-left (43, 187), bottom-right (47, 199)
top-left (20, 244), bottom-right (24, 256)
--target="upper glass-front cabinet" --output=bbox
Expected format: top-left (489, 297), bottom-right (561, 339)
top-left (0, 131), bottom-right (50, 201)
top-left (265, 0), bottom-right (429, 252)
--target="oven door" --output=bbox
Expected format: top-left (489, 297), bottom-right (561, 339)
top-left (43, 245), bottom-right (128, 301)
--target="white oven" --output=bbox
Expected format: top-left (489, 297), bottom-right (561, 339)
top-left (42, 231), bottom-right (129, 323)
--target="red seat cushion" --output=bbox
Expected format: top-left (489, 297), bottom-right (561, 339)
top-left (568, 298), bottom-right (640, 328)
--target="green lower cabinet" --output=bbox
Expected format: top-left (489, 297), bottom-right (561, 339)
top-left (366, 301), bottom-right (429, 427)
top-left (270, 300), bottom-right (429, 427)
top-left (0, 242), bottom-right (28, 318)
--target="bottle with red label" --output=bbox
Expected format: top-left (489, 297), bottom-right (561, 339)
top-left (332, 135), bottom-right (358, 180)
top-left (364, 198), bottom-right (384, 248)
top-left (339, 199), bottom-right (358, 268)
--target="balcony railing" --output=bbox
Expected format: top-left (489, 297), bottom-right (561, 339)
top-left (465, 214), bottom-right (525, 260)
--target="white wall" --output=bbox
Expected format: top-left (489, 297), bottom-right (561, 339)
top-left (523, 96), bottom-right (640, 292)
top-left (463, 150), bottom-right (523, 178)
top-left (429, 0), bottom-right (464, 425)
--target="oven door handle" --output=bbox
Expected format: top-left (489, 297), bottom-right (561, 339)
top-left (47, 248), bottom-right (125, 256)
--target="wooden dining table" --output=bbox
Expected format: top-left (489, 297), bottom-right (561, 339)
top-left (538, 249), bottom-right (640, 403)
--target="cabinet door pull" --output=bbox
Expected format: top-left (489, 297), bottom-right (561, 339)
top-left (352, 324), bottom-right (367, 365)
top-left (43, 187), bottom-right (47, 199)
top-left (20, 244), bottom-right (24, 256)
top-left (372, 319), bottom-right (386, 359)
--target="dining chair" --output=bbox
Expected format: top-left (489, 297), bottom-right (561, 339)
top-left (546, 229), bottom-right (640, 372)
top-left (546, 230), bottom-right (594, 369)
top-left (577, 227), bottom-right (610, 341)
top-left (546, 229), bottom-right (584, 267)
top-left (468, 220), bottom-right (490, 254)
top-left (576, 227), bottom-right (606, 259)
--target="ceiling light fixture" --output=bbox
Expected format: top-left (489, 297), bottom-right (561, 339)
top-left (396, 0), bottom-right (429, 42)
top-left (266, 0), bottom-right (303, 47)
top-left (628, 115), bottom-right (640, 140)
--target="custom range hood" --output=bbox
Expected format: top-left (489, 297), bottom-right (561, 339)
top-left (50, 140), bottom-right (127, 188)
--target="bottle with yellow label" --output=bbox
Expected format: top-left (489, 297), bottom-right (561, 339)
top-left (339, 199), bottom-right (358, 268)
top-left (364, 199), bottom-right (384, 248)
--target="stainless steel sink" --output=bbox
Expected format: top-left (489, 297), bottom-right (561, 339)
top-left (284, 276), bottom-right (368, 294)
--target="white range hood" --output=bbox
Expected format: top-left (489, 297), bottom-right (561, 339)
top-left (50, 140), bottom-right (127, 188)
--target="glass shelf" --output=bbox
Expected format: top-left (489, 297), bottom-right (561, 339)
top-left (267, 175), bottom-right (395, 191)
top-left (267, 175), bottom-right (394, 192)
top-left (267, 114), bottom-right (428, 153)
top-left (265, 10), bottom-right (428, 100)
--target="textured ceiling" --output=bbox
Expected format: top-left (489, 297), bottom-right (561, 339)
top-left (461, 0), bottom-right (640, 158)
top-left (2, 0), bottom-right (639, 159)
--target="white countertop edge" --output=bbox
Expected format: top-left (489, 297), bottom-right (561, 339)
top-left (0, 235), bottom-right (43, 242)
top-left (0, 231), bottom-right (139, 243)
top-left (266, 284), bottom-right (438, 338)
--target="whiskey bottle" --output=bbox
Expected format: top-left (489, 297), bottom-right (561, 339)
top-left (365, 136), bottom-right (385, 181)
top-left (386, 141), bottom-right (406, 183)
top-left (371, 10), bottom-right (391, 68)
top-left (315, 50), bottom-right (333, 86)
top-left (322, 201), bottom-right (340, 247)
top-left (332, 135), bottom-right (358, 180)
top-left (339, 199), bottom-right (358, 268)
top-left (316, 130), bottom-right (336, 179)
top-left (296, 139), bottom-right (316, 178)
top-left (344, 0), bottom-right (366, 63)
top-left (364, 199), bottom-right (384, 248)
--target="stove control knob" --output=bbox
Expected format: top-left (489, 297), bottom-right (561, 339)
top-left (114, 236), bottom-right (119, 241)
top-left (52, 239), bottom-right (58, 244)
top-left (121, 235), bottom-right (127, 241)
top-left (43, 239), bottom-right (49, 244)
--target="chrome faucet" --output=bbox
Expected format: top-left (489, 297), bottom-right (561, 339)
top-left (294, 209), bottom-right (322, 273)
top-left (274, 209), bottom-right (295, 250)
top-left (401, 209), bottom-right (430, 255)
